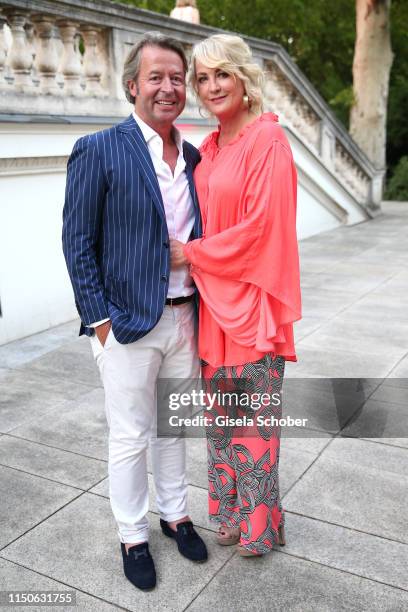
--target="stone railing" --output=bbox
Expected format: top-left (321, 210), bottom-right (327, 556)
top-left (0, 0), bottom-right (382, 211)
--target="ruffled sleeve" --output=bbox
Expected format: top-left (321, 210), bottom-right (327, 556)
top-left (183, 137), bottom-right (301, 355)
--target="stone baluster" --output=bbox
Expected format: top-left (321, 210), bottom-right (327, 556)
top-left (31, 14), bottom-right (60, 95)
top-left (81, 25), bottom-right (103, 96)
top-left (370, 171), bottom-right (383, 209)
top-left (320, 121), bottom-right (335, 169)
top-left (24, 20), bottom-right (39, 87)
top-left (24, 20), bottom-right (36, 62)
top-left (3, 10), bottom-right (33, 92)
top-left (0, 17), bottom-right (7, 88)
top-left (57, 20), bottom-right (83, 96)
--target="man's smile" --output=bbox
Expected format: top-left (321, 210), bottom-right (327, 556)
top-left (155, 100), bottom-right (176, 105)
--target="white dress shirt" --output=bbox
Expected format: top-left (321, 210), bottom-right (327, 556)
top-left (133, 112), bottom-right (195, 299)
top-left (90, 112), bottom-right (195, 327)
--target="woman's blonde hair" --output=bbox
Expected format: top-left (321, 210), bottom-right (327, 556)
top-left (189, 34), bottom-right (264, 114)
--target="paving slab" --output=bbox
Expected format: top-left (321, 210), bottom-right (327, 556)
top-left (378, 270), bottom-right (408, 290)
top-left (293, 316), bottom-right (323, 341)
top-left (279, 446), bottom-right (319, 497)
top-left (341, 398), bottom-right (408, 445)
top-left (370, 382), bottom-right (408, 404)
top-left (0, 558), bottom-right (120, 611)
top-left (329, 438), bottom-right (408, 478)
top-left (0, 319), bottom-right (79, 369)
top-left (281, 378), bottom-right (378, 435)
top-left (299, 316), bottom-right (408, 354)
top-left (0, 368), bottom-right (96, 433)
top-left (388, 355), bottom-right (408, 379)
top-left (281, 436), bottom-right (332, 456)
top-left (10, 388), bottom-right (108, 461)
top-left (382, 372), bottom-right (408, 388)
top-left (293, 345), bottom-right (403, 378)
top-left (328, 261), bottom-right (402, 280)
top-left (16, 338), bottom-right (102, 388)
top-left (186, 548), bottom-right (408, 612)
top-left (282, 513), bottom-right (408, 591)
top-left (303, 272), bottom-right (388, 295)
top-left (300, 288), bottom-right (360, 319)
top-left (0, 465), bottom-right (82, 549)
top-left (283, 438), bottom-right (408, 543)
top-left (0, 435), bottom-right (107, 490)
top-left (1, 493), bottom-right (234, 612)
top-left (345, 246), bottom-right (408, 267)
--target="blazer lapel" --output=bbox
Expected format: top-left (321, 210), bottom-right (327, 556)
top-left (183, 142), bottom-right (202, 237)
top-left (118, 115), bottom-right (165, 221)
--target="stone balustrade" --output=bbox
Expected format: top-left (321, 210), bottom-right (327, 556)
top-left (0, 9), bottom-right (107, 97)
top-left (0, 0), bottom-right (382, 211)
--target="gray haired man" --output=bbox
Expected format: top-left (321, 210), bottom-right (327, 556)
top-left (62, 32), bottom-right (207, 591)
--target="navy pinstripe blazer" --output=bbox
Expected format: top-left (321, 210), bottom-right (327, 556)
top-left (62, 114), bottom-right (202, 344)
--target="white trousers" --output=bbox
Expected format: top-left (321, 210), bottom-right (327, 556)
top-left (90, 303), bottom-right (200, 544)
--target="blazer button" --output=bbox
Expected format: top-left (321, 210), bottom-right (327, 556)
top-left (161, 275), bottom-right (167, 282)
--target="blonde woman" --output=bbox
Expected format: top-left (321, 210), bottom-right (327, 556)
top-left (171, 34), bottom-right (301, 556)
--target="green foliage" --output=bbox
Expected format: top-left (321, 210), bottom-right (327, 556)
top-left (329, 87), bottom-right (355, 128)
top-left (106, 0), bottom-right (174, 10)
top-left (384, 156), bottom-right (408, 201)
top-left (387, 0), bottom-right (408, 191)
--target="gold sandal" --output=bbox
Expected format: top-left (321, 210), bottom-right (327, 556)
top-left (216, 525), bottom-right (240, 546)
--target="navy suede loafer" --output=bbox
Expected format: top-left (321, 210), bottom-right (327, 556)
top-left (121, 542), bottom-right (156, 591)
top-left (160, 519), bottom-right (208, 562)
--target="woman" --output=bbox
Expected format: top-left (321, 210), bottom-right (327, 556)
top-left (171, 34), bottom-right (301, 556)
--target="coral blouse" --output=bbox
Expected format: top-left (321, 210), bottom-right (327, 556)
top-left (183, 113), bottom-right (301, 368)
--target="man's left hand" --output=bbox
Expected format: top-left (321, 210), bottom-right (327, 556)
top-left (170, 239), bottom-right (188, 269)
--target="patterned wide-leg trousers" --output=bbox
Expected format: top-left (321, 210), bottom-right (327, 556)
top-left (202, 354), bottom-right (285, 554)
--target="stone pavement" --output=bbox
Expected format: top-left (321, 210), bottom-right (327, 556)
top-left (0, 201), bottom-right (407, 611)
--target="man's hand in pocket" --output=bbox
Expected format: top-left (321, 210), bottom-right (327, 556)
top-left (95, 320), bottom-right (112, 347)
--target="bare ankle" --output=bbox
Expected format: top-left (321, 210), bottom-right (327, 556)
top-left (167, 515), bottom-right (191, 532)
top-left (124, 541), bottom-right (146, 553)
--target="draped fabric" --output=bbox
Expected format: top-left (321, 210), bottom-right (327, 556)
top-left (183, 113), bottom-right (301, 368)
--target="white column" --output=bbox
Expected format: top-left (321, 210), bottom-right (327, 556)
top-left (32, 14), bottom-right (60, 95)
top-left (57, 20), bottom-right (83, 96)
top-left (4, 10), bottom-right (33, 92)
top-left (0, 17), bottom-right (7, 88)
top-left (81, 25), bottom-right (103, 97)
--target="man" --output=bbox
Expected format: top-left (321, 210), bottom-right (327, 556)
top-left (62, 32), bottom-right (207, 591)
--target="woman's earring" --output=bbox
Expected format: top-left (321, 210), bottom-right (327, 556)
top-left (198, 105), bottom-right (209, 118)
top-left (243, 94), bottom-right (250, 108)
